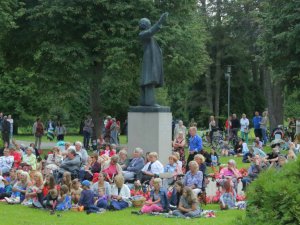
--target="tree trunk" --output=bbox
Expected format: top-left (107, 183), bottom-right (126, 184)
top-left (213, 0), bottom-right (223, 125)
top-left (205, 67), bottom-right (213, 113)
top-left (90, 63), bottom-right (103, 140)
top-left (263, 67), bottom-right (284, 131)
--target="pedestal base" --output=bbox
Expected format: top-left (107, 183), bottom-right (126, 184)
top-left (128, 108), bottom-right (172, 165)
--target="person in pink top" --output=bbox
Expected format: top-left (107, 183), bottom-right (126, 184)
top-left (218, 159), bottom-right (242, 192)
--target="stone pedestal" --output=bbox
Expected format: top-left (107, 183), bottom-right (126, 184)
top-left (128, 106), bottom-right (172, 165)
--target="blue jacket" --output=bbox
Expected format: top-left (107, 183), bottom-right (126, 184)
top-left (150, 187), bottom-right (169, 210)
top-left (189, 135), bottom-right (203, 152)
top-left (252, 116), bottom-right (262, 129)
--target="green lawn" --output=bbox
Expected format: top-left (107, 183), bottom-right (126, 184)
top-left (0, 202), bottom-right (244, 225)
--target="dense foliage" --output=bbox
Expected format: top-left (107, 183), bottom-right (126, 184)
top-left (0, 0), bottom-right (299, 133)
top-left (236, 159), bottom-right (300, 225)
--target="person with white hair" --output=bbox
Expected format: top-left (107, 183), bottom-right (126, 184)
top-left (55, 147), bottom-right (81, 182)
top-left (174, 120), bottom-right (187, 139)
top-left (139, 152), bottom-right (163, 183)
top-left (75, 141), bottom-right (88, 167)
top-left (183, 161), bottom-right (203, 196)
top-left (122, 148), bottom-right (145, 181)
top-left (21, 147), bottom-right (37, 170)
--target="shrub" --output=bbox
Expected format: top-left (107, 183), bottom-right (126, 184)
top-left (236, 159), bottom-right (300, 225)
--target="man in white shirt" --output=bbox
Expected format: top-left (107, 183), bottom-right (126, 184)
top-left (139, 152), bottom-right (163, 183)
top-left (240, 113), bottom-right (250, 144)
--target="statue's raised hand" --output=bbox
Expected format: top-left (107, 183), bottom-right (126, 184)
top-left (160, 12), bottom-right (169, 24)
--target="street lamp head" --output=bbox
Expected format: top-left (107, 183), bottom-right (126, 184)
top-left (225, 73), bottom-right (230, 80)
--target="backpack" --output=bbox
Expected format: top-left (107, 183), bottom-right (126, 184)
top-left (36, 122), bottom-right (44, 136)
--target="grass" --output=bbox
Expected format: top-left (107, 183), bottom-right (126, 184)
top-left (0, 202), bottom-right (244, 225)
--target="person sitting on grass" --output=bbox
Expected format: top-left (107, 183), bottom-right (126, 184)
top-left (183, 161), bottom-right (203, 196)
top-left (122, 147), bottom-right (145, 181)
top-left (139, 152), bottom-right (164, 183)
top-left (162, 155), bottom-right (181, 189)
top-left (42, 174), bottom-right (58, 209)
top-left (56, 184), bottom-right (72, 211)
top-left (21, 147), bottom-right (37, 171)
top-left (79, 153), bottom-right (101, 182)
top-left (169, 181), bottom-right (184, 210)
top-left (109, 175), bottom-right (131, 210)
top-left (78, 180), bottom-right (100, 214)
top-left (172, 187), bottom-right (201, 218)
top-left (22, 171), bottom-right (44, 206)
top-left (218, 159), bottom-right (242, 192)
top-left (61, 171), bottom-right (72, 192)
top-left (220, 179), bottom-right (236, 210)
top-left (91, 172), bottom-right (111, 199)
top-left (130, 180), bottom-right (150, 199)
top-left (95, 188), bottom-right (108, 209)
top-left (140, 178), bottom-right (168, 214)
top-left (70, 179), bottom-right (82, 204)
top-left (100, 144), bottom-right (116, 157)
top-left (0, 148), bottom-right (14, 175)
top-left (5, 171), bottom-right (31, 204)
top-left (102, 155), bottom-right (122, 183)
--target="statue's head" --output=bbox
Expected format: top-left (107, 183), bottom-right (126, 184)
top-left (139, 18), bottom-right (151, 30)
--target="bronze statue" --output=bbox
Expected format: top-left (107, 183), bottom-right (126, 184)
top-left (139, 12), bottom-right (168, 106)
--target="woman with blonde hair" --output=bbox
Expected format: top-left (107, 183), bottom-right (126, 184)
top-left (22, 171), bottom-right (44, 206)
top-left (141, 178), bottom-right (168, 214)
top-left (172, 186), bottom-right (201, 218)
top-left (109, 175), bottom-right (131, 210)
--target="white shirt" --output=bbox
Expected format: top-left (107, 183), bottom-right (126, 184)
top-left (240, 118), bottom-right (249, 132)
top-left (111, 184), bottom-right (131, 206)
top-left (242, 143), bottom-right (249, 154)
top-left (142, 160), bottom-right (164, 174)
top-left (0, 155), bottom-right (14, 170)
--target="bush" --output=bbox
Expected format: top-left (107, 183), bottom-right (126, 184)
top-left (236, 159), bottom-right (300, 225)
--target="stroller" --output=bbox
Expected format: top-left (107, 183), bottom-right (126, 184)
top-left (271, 126), bottom-right (284, 140)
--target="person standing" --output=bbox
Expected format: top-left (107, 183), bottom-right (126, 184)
top-left (187, 127), bottom-right (202, 169)
top-left (1, 116), bottom-right (10, 147)
top-left (225, 116), bottom-right (232, 138)
top-left (110, 118), bottom-right (119, 145)
top-left (7, 115), bottom-right (13, 144)
top-left (55, 121), bottom-right (67, 141)
top-left (240, 114), bottom-right (249, 144)
top-left (208, 116), bottom-right (217, 144)
top-left (33, 118), bottom-right (44, 150)
top-left (0, 112), bottom-right (3, 132)
top-left (252, 111), bottom-right (262, 140)
top-left (83, 116), bottom-right (94, 150)
top-left (174, 120), bottom-right (187, 139)
top-left (231, 114), bottom-right (240, 139)
top-left (260, 111), bottom-right (268, 146)
top-left (46, 118), bottom-right (56, 141)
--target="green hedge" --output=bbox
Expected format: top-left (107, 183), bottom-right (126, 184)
top-left (236, 159), bottom-right (300, 225)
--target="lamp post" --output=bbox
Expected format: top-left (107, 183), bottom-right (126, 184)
top-left (225, 65), bottom-right (231, 138)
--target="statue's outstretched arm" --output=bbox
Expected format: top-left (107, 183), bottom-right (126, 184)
top-left (139, 12), bottom-right (168, 39)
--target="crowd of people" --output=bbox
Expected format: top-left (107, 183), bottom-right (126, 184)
top-left (0, 111), bottom-right (299, 218)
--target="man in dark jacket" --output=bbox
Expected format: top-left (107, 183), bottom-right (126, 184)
top-left (2, 116), bottom-right (10, 146)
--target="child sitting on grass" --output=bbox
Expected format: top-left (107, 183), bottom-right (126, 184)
top-left (78, 180), bottom-right (100, 214)
top-left (56, 184), bottom-right (72, 211)
top-left (219, 179), bottom-right (236, 210)
top-left (71, 179), bottom-right (82, 204)
top-left (95, 188), bottom-right (108, 209)
top-left (172, 187), bottom-right (201, 218)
